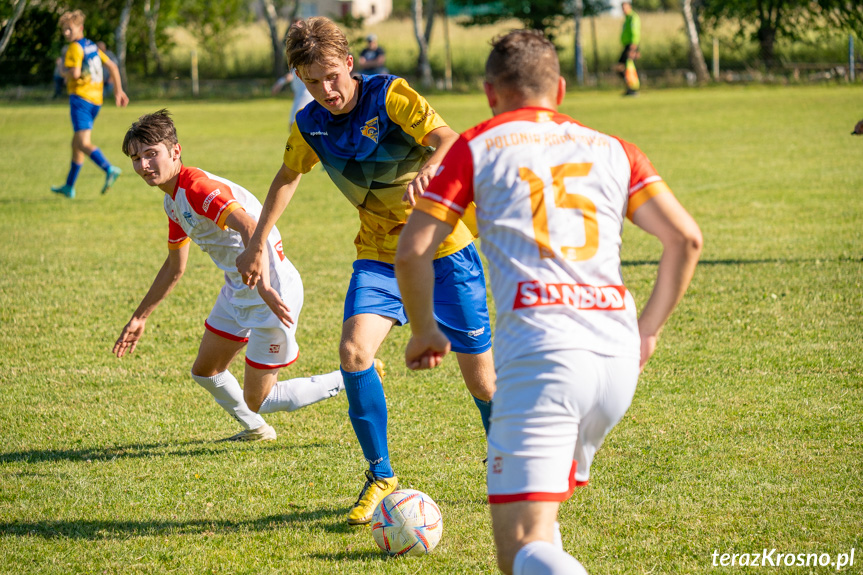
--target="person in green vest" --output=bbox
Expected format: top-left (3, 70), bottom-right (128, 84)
top-left (616, 1), bottom-right (641, 96)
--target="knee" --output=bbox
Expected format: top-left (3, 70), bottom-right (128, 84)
top-left (471, 382), bottom-right (495, 403)
top-left (190, 362), bottom-right (218, 379)
top-left (339, 339), bottom-right (373, 372)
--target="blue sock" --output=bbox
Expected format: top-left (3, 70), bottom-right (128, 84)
top-left (89, 148), bottom-right (112, 172)
top-left (342, 364), bottom-right (393, 478)
top-left (65, 162), bottom-right (83, 187)
top-left (473, 396), bottom-right (492, 436)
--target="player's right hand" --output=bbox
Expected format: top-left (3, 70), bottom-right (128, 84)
top-left (113, 318), bottom-right (146, 358)
top-left (236, 247), bottom-right (264, 288)
top-left (404, 330), bottom-right (451, 370)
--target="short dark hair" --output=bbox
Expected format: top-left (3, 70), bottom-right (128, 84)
top-left (486, 30), bottom-right (559, 99)
top-left (122, 109), bottom-right (178, 157)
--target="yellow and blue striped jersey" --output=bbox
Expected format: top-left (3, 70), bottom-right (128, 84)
top-left (282, 74), bottom-right (474, 263)
top-left (65, 38), bottom-right (108, 105)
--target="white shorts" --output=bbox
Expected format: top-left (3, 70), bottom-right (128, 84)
top-left (486, 349), bottom-right (638, 504)
top-left (204, 273), bottom-right (303, 370)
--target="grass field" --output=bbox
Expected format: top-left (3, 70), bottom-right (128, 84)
top-left (0, 85), bottom-right (861, 574)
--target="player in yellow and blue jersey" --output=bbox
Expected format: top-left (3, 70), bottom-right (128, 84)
top-left (51, 10), bottom-right (128, 199)
top-left (236, 17), bottom-right (496, 526)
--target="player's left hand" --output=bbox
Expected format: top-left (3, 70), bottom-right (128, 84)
top-left (257, 282), bottom-right (295, 327)
top-left (404, 329), bottom-right (451, 370)
top-left (115, 90), bottom-right (129, 108)
top-left (639, 332), bottom-right (658, 372)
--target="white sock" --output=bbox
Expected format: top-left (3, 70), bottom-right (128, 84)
top-left (553, 521), bottom-right (563, 549)
top-left (513, 540), bottom-right (589, 575)
top-left (191, 371), bottom-right (266, 431)
top-left (257, 370), bottom-right (343, 414)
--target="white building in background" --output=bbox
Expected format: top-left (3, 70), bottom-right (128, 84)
top-left (295, 0), bottom-right (392, 25)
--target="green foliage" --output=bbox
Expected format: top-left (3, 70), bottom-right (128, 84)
top-left (700, 0), bottom-right (863, 66)
top-left (628, 0), bottom-right (678, 11)
top-left (0, 85), bottom-right (861, 573)
top-left (451, 0), bottom-right (610, 44)
top-left (176, 0), bottom-right (252, 77)
top-left (0, 5), bottom-right (60, 85)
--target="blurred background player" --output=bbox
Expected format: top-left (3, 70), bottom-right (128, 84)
top-left (617, 1), bottom-right (641, 96)
top-left (114, 109), bottom-right (352, 442)
top-left (96, 41), bottom-right (120, 99)
top-left (236, 17), bottom-right (495, 525)
top-left (51, 10), bottom-right (128, 199)
top-left (52, 46), bottom-right (68, 99)
top-left (272, 69), bottom-right (315, 128)
top-left (396, 30), bottom-right (702, 575)
top-left (272, 18), bottom-right (316, 129)
top-left (357, 34), bottom-right (387, 75)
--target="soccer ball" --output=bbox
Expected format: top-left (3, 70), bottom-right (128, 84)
top-left (371, 489), bottom-right (443, 556)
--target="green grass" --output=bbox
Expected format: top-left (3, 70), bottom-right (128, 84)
top-left (0, 85), bottom-right (861, 574)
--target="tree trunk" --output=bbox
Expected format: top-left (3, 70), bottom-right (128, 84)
top-left (755, 0), bottom-right (779, 68)
top-left (423, 0), bottom-right (436, 44)
top-left (573, 0), bottom-right (584, 86)
top-left (115, 0), bottom-right (134, 88)
top-left (682, 0), bottom-right (709, 83)
top-left (757, 22), bottom-right (776, 68)
top-left (144, 0), bottom-right (164, 75)
top-left (260, 0), bottom-right (286, 77)
top-left (0, 0), bottom-right (28, 58)
top-left (412, 0), bottom-right (432, 87)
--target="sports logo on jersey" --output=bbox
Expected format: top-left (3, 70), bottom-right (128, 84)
top-left (492, 456), bottom-right (503, 474)
top-left (274, 240), bottom-right (286, 261)
top-left (361, 117), bottom-right (379, 143)
top-left (513, 281), bottom-right (627, 311)
top-left (269, 344), bottom-right (281, 354)
top-left (182, 211), bottom-right (194, 225)
top-left (202, 189), bottom-right (221, 212)
top-left (536, 111), bottom-right (554, 122)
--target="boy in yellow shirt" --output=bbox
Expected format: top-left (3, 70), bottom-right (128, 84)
top-left (51, 10), bottom-right (129, 199)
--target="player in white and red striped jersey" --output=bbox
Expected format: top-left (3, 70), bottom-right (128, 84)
top-left (395, 31), bottom-right (702, 575)
top-left (113, 109), bottom-right (349, 442)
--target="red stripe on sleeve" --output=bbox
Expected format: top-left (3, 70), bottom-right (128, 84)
top-left (421, 136), bottom-right (475, 216)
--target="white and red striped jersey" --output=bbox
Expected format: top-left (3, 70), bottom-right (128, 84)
top-left (416, 107), bottom-right (671, 361)
top-left (165, 166), bottom-right (296, 307)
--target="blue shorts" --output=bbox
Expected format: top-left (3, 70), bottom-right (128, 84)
top-left (344, 243), bottom-right (492, 354)
top-left (69, 95), bottom-right (101, 132)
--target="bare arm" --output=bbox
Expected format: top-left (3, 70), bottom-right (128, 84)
top-left (235, 163), bottom-right (302, 287)
top-left (394, 210), bottom-right (455, 370)
top-left (225, 209), bottom-right (294, 327)
top-left (102, 57), bottom-right (129, 107)
top-left (113, 244), bottom-right (189, 358)
top-left (631, 193), bottom-right (703, 371)
top-left (403, 126), bottom-right (460, 205)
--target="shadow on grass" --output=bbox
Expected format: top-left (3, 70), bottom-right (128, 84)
top-left (623, 257), bottom-right (860, 267)
top-left (0, 440), bottom-right (294, 464)
top-left (0, 507), bottom-right (371, 542)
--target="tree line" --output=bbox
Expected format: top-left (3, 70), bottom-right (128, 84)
top-left (1, 0), bottom-right (860, 87)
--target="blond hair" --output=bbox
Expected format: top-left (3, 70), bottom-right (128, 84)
top-left (59, 10), bottom-right (85, 29)
top-left (285, 17), bottom-right (350, 75)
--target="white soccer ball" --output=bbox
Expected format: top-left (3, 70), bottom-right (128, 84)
top-left (371, 489), bottom-right (443, 556)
